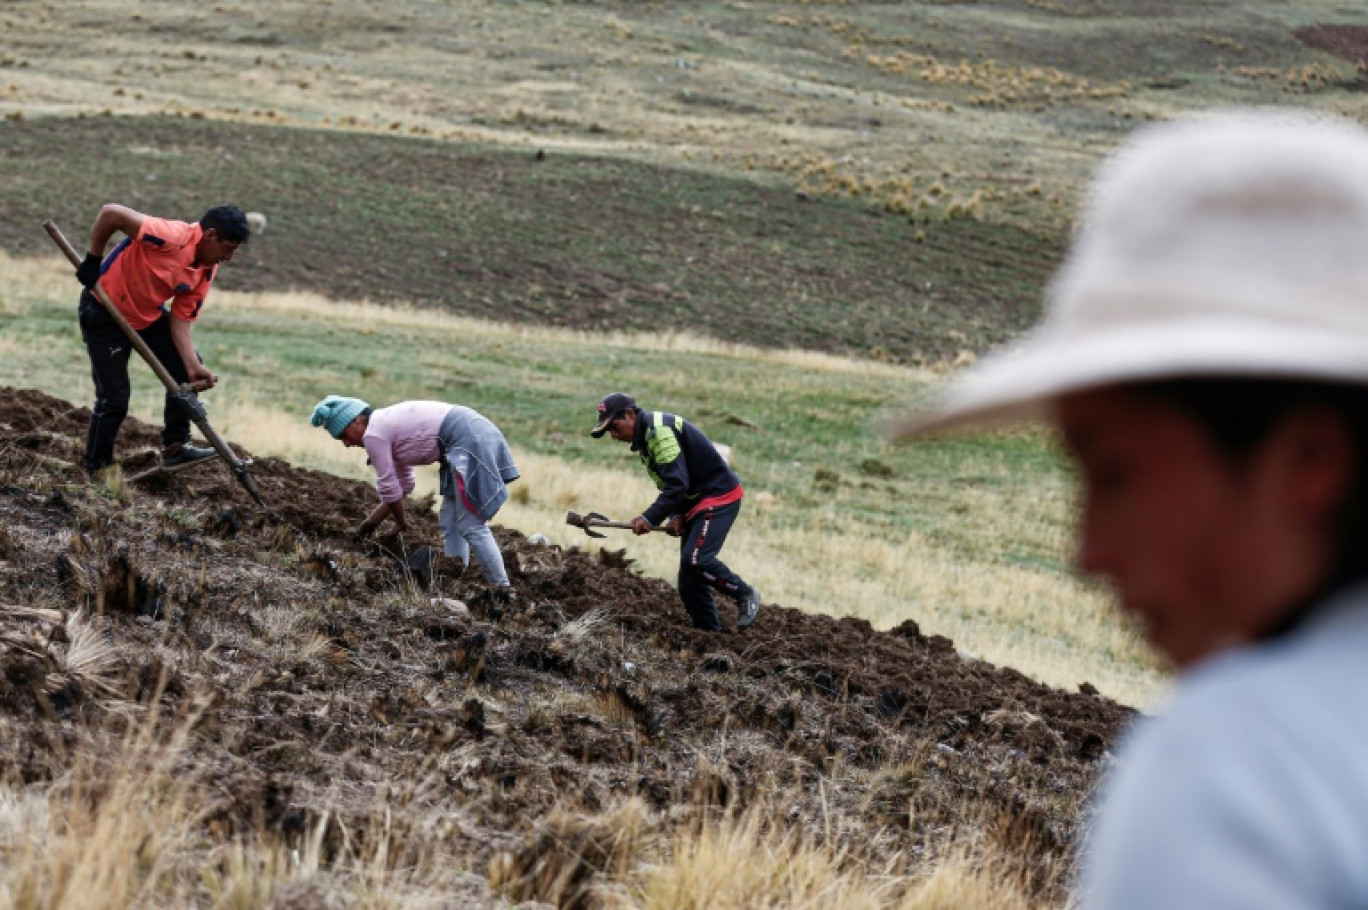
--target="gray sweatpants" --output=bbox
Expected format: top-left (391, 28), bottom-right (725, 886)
top-left (438, 477), bottom-right (509, 586)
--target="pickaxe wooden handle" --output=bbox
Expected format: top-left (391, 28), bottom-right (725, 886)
top-left (565, 510), bottom-right (660, 538)
top-left (44, 219), bottom-right (269, 510)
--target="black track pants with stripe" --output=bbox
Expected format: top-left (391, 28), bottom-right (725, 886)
top-left (678, 499), bottom-right (752, 632)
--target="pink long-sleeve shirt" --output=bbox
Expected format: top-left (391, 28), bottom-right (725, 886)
top-left (362, 400), bottom-right (452, 504)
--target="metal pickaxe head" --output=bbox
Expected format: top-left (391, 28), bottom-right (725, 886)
top-left (565, 510), bottom-right (618, 538)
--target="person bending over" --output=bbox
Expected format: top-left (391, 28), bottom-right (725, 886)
top-left (312, 396), bottom-right (520, 588)
top-left (75, 203), bottom-right (248, 474)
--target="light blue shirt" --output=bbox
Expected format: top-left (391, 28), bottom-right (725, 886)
top-left (1080, 586), bottom-right (1368, 908)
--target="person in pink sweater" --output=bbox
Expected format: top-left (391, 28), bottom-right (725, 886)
top-left (311, 396), bottom-right (519, 587)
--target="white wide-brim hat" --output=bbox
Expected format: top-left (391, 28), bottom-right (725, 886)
top-left (894, 110), bottom-right (1368, 438)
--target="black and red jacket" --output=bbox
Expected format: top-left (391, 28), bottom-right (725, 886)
top-left (631, 410), bottom-right (742, 526)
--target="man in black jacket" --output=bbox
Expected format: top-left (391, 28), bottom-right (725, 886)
top-left (592, 392), bottom-right (761, 631)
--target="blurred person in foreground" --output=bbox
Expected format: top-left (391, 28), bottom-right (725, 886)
top-left (893, 111), bottom-right (1368, 908)
top-left (75, 203), bottom-right (249, 474)
top-left (591, 392), bottom-right (760, 632)
top-left (311, 396), bottom-right (519, 589)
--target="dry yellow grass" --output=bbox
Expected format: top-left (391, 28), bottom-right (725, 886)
top-left (635, 807), bottom-right (1041, 910)
top-left (0, 711), bottom-right (198, 908)
top-left (0, 730), bottom-right (1051, 909)
top-left (0, 726), bottom-right (491, 908)
top-left (222, 287), bottom-right (926, 380)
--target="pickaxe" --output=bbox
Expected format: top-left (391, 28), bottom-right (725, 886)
top-left (565, 510), bottom-right (662, 539)
top-left (44, 219), bottom-right (269, 510)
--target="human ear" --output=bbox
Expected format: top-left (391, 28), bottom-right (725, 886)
top-left (1268, 410), bottom-right (1354, 525)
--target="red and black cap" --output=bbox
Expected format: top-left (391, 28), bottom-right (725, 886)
top-left (590, 392), bottom-right (637, 437)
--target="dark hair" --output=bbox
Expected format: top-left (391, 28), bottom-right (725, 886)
top-left (199, 205), bottom-right (250, 244)
top-left (1135, 377), bottom-right (1368, 592)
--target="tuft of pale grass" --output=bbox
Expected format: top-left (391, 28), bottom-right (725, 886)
top-left (557, 607), bottom-right (615, 644)
top-left (60, 611), bottom-right (121, 696)
top-left (0, 725), bottom-right (202, 909)
top-left (91, 464), bottom-right (129, 503)
top-left (638, 806), bottom-right (888, 910)
top-left (198, 841), bottom-right (292, 910)
top-left (897, 848), bottom-right (1042, 910)
top-left (299, 630), bottom-right (338, 662)
top-left (490, 798), bottom-right (653, 908)
top-left (0, 719), bottom-right (494, 908)
top-left (225, 287), bottom-right (926, 380)
top-left (635, 805), bottom-right (1044, 910)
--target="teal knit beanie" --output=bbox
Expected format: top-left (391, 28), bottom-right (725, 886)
top-left (310, 395), bottom-right (369, 438)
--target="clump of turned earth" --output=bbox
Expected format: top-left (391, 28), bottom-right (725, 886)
top-left (0, 387), bottom-right (1134, 904)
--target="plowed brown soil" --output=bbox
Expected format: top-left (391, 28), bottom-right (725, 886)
top-left (0, 387), bottom-right (1133, 902)
top-left (1296, 25), bottom-right (1368, 69)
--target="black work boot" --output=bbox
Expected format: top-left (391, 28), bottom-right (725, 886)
top-left (735, 588), bottom-right (761, 630)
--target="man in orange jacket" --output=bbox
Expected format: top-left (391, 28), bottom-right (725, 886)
top-left (74, 203), bottom-right (249, 474)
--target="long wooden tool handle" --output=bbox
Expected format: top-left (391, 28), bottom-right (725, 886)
top-left (43, 219), bottom-right (269, 509)
top-left (590, 519), bottom-right (657, 531)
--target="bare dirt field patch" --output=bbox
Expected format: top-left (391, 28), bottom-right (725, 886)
top-left (1297, 24), bottom-right (1368, 71)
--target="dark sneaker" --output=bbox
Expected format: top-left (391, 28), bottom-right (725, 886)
top-left (735, 588), bottom-right (760, 630)
top-left (162, 443), bottom-right (218, 471)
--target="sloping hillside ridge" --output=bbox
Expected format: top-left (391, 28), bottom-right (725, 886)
top-left (0, 387), bottom-right (1132, 902)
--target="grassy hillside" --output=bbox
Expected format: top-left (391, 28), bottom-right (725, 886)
top-left (2, 1), bottom-right (1363, 230)
top-left (0, 115), bottom-right (1058, 364)
top-left (2, 1), bottom-right (1362, 362)
top-left (0, 251), bottom-right (1163, 709)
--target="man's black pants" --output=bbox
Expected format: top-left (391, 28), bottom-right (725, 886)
top-left (677, 499), bottom-right (753, 632)
top-left (78, 291), bottom-right (193, 471)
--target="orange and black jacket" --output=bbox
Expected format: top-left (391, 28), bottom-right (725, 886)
top-left (631, 411), bottom-right (742, 526)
